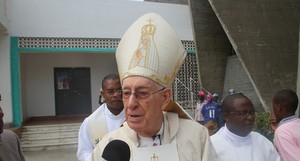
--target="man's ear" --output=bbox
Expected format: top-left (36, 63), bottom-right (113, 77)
top-left (274, 103), bottom-right (283, 112)
top-left (161, 88), bottom-right (171, 110)
top-left (223, 113), bottom-right (229, 122)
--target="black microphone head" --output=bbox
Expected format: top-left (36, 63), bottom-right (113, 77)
top-left (102, 139), bottom-right (130, 161)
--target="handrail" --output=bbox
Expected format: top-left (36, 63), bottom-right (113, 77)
top-left (174, 77), bottom-right (199, 117)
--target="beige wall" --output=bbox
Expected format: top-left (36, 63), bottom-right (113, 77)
top-left (20, 52), bottom-right (118, 117)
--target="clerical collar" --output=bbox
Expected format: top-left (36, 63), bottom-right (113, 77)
top-left (278, 115), bottom-right (298, 126)
top-left (222, 124), bottom-right (252, 147)
top-left (138, 123), bottom-right (164, 147)
top-left (104, 104), bottom-right (125, 120)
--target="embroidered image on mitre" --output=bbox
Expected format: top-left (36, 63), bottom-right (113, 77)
top-left (116, 12), bottom-right (192, 119)
top-left (116, 12), bottom-right (186, 87)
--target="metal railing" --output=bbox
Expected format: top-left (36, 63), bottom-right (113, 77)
top-left (173, 77), bottom-right (199, 117)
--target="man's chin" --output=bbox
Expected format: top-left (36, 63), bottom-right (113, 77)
top-left (110, 102), bottom-right (123, 108)
top-left (128, 123), bottom-right (143, 132)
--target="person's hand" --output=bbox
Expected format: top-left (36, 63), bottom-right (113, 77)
top-left (269, 117), bottom-right (278, 132)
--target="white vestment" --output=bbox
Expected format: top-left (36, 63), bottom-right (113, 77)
top-left (77, 103), bottom-right (125, 161)
top-left (210, 125), bottom-right (280, 161)
top-left (92, 112), bottom-right (219, 161)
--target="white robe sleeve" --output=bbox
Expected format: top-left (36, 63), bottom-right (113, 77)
top-left (77, 118), bottom-right (94, 161)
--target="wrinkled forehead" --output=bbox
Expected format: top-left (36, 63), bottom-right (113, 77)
top-left (122, 76), bottom-right (160, 89)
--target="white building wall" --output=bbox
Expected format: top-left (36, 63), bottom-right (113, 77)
top-left (0, 35), bottom-right (13, 125)
top-left (0, 0), bottom-right (12, 125)
top-left (0, 0), bottom-right (9, 31)
top-left (6, 0), bottom-right (193, 40)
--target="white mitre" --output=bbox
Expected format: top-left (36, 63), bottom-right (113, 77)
top-left (116, 12), bottom-right (191, 119)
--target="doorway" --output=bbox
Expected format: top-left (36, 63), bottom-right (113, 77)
top-left (54, 67), bottom-right (92, 115)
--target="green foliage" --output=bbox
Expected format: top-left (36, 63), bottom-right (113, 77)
top-left (254, 111), bottom-right (274, 142)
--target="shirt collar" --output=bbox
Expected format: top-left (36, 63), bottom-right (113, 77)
top-left (278, 115), bottom-right (297, 126)
top-left (221, 124), bottom-right (252, 147)
top-left (138, 123), bottom-right (164, 147)
top-left (104, 103), bottom-right (125, 120)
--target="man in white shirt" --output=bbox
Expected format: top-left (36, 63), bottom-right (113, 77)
top-left (77, 74), bottom-right (125, 161)
top-left (211, 93), bottom-right (280, 161)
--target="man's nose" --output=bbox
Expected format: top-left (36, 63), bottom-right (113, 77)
top-left (126, 93), bottom-right (138, 109)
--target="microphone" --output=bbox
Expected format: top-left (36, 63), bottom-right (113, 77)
top-left (102, 139), bottom-right (130, 161)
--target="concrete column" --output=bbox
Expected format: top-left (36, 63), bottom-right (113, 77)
top-left (0, 34), bottom-right (13, 126)
top-left (189, 0), bottom-right (299, 111)
top-left (188, 0), bottom-right (231, 97)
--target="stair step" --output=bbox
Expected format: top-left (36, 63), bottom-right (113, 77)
top-left (21, 142), bottom-right (77, 152)
top-left (21, 123), bottom-right (80, 152)
top-left (21, 136), bottom-right (77, 145)
top-left (22, 132), bottom-right (78, 140)
top-left (22, 123), bottom-right (81, 132)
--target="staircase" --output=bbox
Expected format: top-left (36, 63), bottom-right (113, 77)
top-left (20, 123), bottom-right (80, 151)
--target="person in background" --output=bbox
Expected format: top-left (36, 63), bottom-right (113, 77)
top-left (195, 91), bottom-right (206, 124)
top-left (0, 94), bottom-right (26, 161)
top-left (271, 89), bottom-right (300, 161)
top-left (77, 74), bottom-right (125, 161)
top-left (201, 93), bottom-right (221, 135)
top-left (213, 93), bottom-right (224, 128)
top-left (211, 93), bottom-right (280, 161)
top-left (212, 93), bottom-right (220, 104)
top-left (228, 89), bottom-right (235, 95)
top-left (92, 12), bottom-right (219, 161)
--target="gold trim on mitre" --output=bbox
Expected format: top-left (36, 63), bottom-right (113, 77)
top-left (116, 12), bottom-right (186, 87)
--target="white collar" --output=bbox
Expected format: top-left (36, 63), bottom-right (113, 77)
top-left (220, 124), bottom-right (252, 147)
top-left (104, 103), bottom-right (125, 120)
top-left (138, 123), bottom-right (164, 147)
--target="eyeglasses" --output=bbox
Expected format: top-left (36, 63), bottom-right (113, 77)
top-left (104, 89), bottom-right (122, 95)
top-left (225, 110), bottom-right (256, 118)
top-left (122, 87), bottom-right (165, 100)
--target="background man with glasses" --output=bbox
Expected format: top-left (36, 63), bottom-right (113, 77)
top-left (92, 12), bottom-right (218, 161)
top-left (77, 74), bottom-right (125, 161)
top-left (210, 93), bottom-right (280, 161)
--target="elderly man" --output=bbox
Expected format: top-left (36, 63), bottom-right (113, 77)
top-left (77, 74), bottom-right (125, 161)
top-left (211, 93), bottom-right (280, 161)
top-left (0, 94), bottom-right (26, 161)
top-left (92, 13), bottom-right (219, 161)
top-left (271, 89), bottom-right (300, 161)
